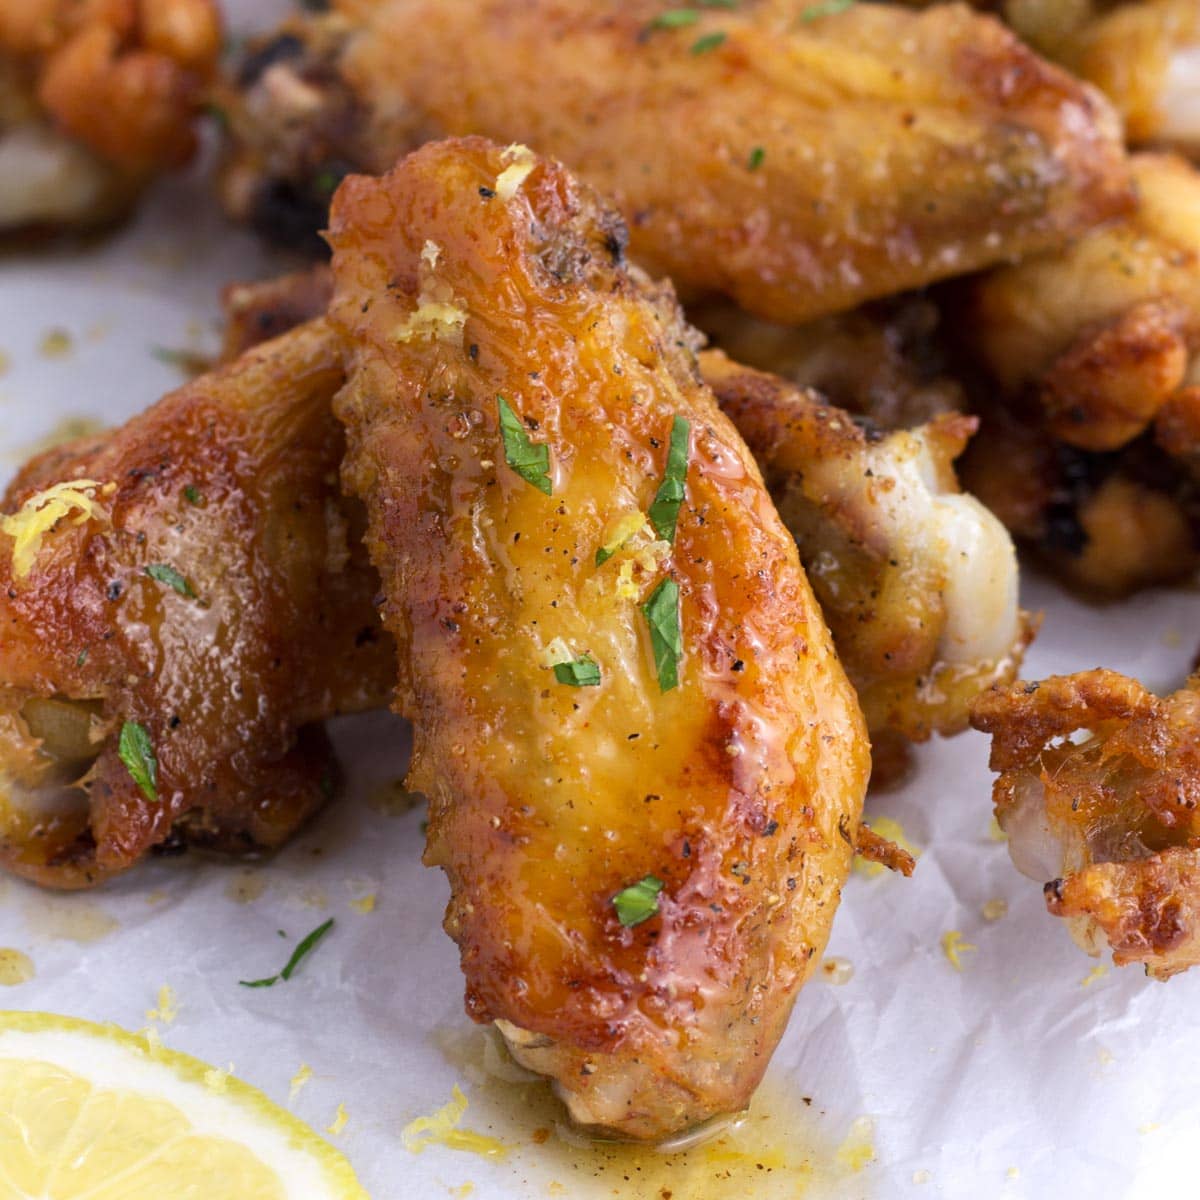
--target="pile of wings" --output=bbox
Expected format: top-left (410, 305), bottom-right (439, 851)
top-left (3, 0), bottom-right (1200, 1141)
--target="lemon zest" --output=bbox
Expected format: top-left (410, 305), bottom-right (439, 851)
top-left (1081, 964), bottom-right (1108, 988)
top-left (289, 1062), bottom-right (313, 1102)
top-left (854, 816), bottom-right (921, 878)
top-left (350, 893), bottom-right (376, 914)
top-left (327, 1102), bottom-right (349, 1136)
top-left (941, 930), bottom-right (976, 970)
top-left (146, 983), bottom-right (179, 1025)
top-left (1, 479), bottom-right (112, 579)
top-left (597, 511), bottom-right (647, 564)
top-left (401, 1084), bottom-right (509, 1159)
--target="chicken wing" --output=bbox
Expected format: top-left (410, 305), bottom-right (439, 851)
top-left (959, 152), bottom-right (1200, 594)
top-left (327, 137), bottom-right (871, 1139)
top-left (218, 0), bottom-right (1133, 322)
top-left (0, 0), bottom-right (220, 231)
top-left (972, 670), bottom-right (1200, 980)
top-left (0, 320), bottom-right (393, 888)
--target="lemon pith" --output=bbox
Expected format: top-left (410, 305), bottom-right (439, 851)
top-left (0, 1011), bottom-right (367, 1199)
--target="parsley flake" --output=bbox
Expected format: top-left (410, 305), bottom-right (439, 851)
top-left (643, 578), bottom-right (683, 692)
top-left (650, 9), bottom-right (701, 27)
top-left (554, 654), bottom-right (602, 688)
top-left (801, 0), bottom-right (855, 20)
top-left (144, 563), bottom-right (195, 599)
top-left (648, 416), bottom-right (690, 543)
top-left (497, 395), bottom-right (552, 496)
top-left (183, 485), bottom-right (202, 505)
top-left (118, 721), bottom-right (158, 803)
top-left (239, 918), bottom-right (335, 988)
top-left (748, 146), bottom-right (766, 171)
top-left (613, 875), bottom-right (664, 927)
top-left (691, 31), bottom-right (727, 53)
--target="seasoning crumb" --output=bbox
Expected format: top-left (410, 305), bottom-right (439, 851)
top-left (327, 1102), bottom-right (349, 1136)
top-left (819, 956), bottom-right (854, 985)
top-left (941, 930), bottom-right (976, 970)
top-left (1006, 1166), bottom-right (1020, 1181)
top-left (982, 898), bottom-right (1008, 922)
top-left (0, 948), bottom-right (34, 986)
top-left (350, 892), bottom-right (377, 914)
top-left (289, 1062), bottom-right (313, 1102)
top-left (854, 816), bottom-right (920, 877)
top-left (1081, 963), bottom-right (1108, 988)
top-left (145, 983), bottom-right (178, 1024)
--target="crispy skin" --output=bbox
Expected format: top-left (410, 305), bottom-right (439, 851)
top-left (220, 0), bottom-right (1133, 322)
top-left (0, 321), bottom-right (393, 888)
top-left (328, 138), bottom-right (870, 1139)
top-left (704, 351), bottom-right (1032, 743)
top-left (0, 0), bottom-right (220, 230)
top-left (960, 153), bottom-right (1200, 595)
top-left (972, 670), bottom-right (1200, 979)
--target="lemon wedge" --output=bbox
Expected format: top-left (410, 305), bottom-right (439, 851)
top-left (0, 1011), bottom-right (368, 1199)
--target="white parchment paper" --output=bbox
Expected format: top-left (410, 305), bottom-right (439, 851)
top-left (0, 7), bottom-right (1196, 1196)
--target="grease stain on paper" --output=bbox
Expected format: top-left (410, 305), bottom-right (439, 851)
top-left (23, 896), bottom-right (117, 943)
top-left (0, 948), bottom-right (33, 985)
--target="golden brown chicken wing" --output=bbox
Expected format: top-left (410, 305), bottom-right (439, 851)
top-left (972, 670), bottom-right (1200, 980)
top-left (327, 137), bottom-right (871, 1139)
top-left (0, 0), bottom-right (221, 231)
top-left (0, 320), bottom-right (392, 888)
top-left (218, 0), bottom-right (1133, 322)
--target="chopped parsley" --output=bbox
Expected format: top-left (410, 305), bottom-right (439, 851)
top-left (144, 563), bottom-right (195, 599)
top-left (643, 578), bottom-right (683, 692)
top-left (649, 8), bottom-right (701, 27)
top-left (497, 395), bottom-right (552, 496)
top-left (748, 146), bottom-right (766, 171)
top-left (239, 918), bottom-right (335, 988)
top-left (648, 416), bottom-right (690, 543)
top-left (613, 876), bottom-right (664, 927)
top-left (801, 0), bottom-right (855, 20)
top-left (690, 31), bottom-right (727, 53)
top-left (554, 654), bottom-right (602, 688)
top-left (118, 721), bottom-right (158, 803)
top-left (183, 485), bottom-right (202, 505)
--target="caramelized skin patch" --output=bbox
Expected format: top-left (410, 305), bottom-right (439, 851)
top-left (972, 670), bottom-right (1200, 980)
top-left (0, 322), bottom-right (393, 888)
top-left (328, 138), bottom-right (870, 1140)
top-left (704, 351), bottom-right (1031, 743)
top-left (222, 0), bottom-right (1132, 322)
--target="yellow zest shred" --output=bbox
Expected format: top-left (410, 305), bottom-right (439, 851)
top-left (327, 1102), bottom-right (349, 1136)
top-left (450, 1186), bottom-right (475, 1199)
top-left (596, 511), bottom-right (647, 565)
top-left (1, 479), bottom-right (113, 579)
top-left (495, 144), bottom-right (537, 200)
top-left (941, 930), bottom-right (976, 970)
top-left (1081, 964), bottom-right (1108, 988)
top-left (350, 893), bottom-right (377, 914)
top-left (289, 1062), bottom-right (313, 1102)
top-left (401, 1084), bottom-right (510, 1159)
top-left (145, 983), bottom-right (179, 1025)
top-left (614, 539), bottom-right (671, 600)
top-left (854, 816), bottom-right (921, 878)
top-left (981, 898), bottom-right (1008, 922)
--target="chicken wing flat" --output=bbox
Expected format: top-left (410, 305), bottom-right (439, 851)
top-left (972, 670), bottom-right (1200, 980)
top-left (703, 351), bottom-right (1032, 745)
top-left (960, 152), bottom-right (1200, 594)
top-left (219, 0), bottom-right (1133, 322)
top-left (0, 320), bottom-right (393, 888)
top-left (327, 137), bottom-right (871, 1139)
top-left (0, 0), bottom-right (220, 231)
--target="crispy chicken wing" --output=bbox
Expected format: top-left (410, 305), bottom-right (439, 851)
top-left (960, 152), bottom-right (1200, 594)
top-left (219, 0), bottom-right (1132, 322)
top-left (0, 321), bottom-right (392, 888)
top-left (0, 0), bottom-right (221, 231)
top-left (972, 670), bottom-right (1200, 979)
top-left (327, 138), bottom-right (870, 1139)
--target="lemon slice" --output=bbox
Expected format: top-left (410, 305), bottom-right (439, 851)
top-left (0, 1011), bottom-right (368, 1199)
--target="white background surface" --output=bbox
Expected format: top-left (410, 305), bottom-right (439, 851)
top-left (0, 4), bottom-right (1197, 1197)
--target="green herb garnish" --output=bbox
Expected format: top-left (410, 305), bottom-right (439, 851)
top-left (801, 0), bottom-right (855, 20)
top-left (75, 648), bottom-right (89, 668)
top-left (691, 31), bottom-right (727, 53)
top-left (648, 416), bottom-right (690, 543)
top-left (554, 654), bottom-right (602, 688)
top-left (239, 918), bottom-right (335, 988)
top-left (498, 395), bottom-right (552, 496)
top-left (650, 8), bottom-right (701, 27)
top-left (748, 146), bottom-right (766, 171)
top-left (144, 563), bottom-right (195, 599)
top-left (183, 485), bottom-right (202, 505)
top-left (613, 876), bottom-right (664, 927)
top-left (118, 721), bottom-right (158, 803)
top-left (643, 578), bottom-right (683, 692)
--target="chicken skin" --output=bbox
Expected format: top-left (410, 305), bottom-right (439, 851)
top-left (219, 0), bottom-right (1133, 322)
top-left (0, 320), bottom-right (393, 888)
top-left (327, 138), bottom-right (871, 1139)
top-left (0, 0), bottom-right (221, 231)
top-left (973, 671), bottom-right (1200, 980)
top-left (960, 153), bottom-right (1200, 595)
